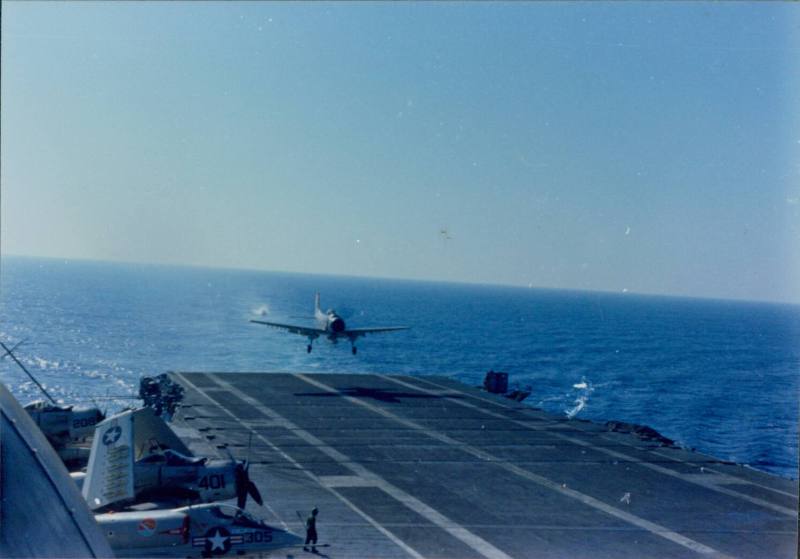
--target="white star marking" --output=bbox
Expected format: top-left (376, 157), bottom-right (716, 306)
top-left (208, 529), bottom-right (228, 551)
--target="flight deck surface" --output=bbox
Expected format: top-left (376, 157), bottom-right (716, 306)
top-left (168, 372), bottom-right (798, 559)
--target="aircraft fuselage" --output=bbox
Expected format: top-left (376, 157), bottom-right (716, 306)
top-left (317, 310), bottom-right (347, 337)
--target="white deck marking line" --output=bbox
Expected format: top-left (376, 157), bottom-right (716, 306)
top-left (401, 376), bottom-right (799, 515)
top-left (318, 475), bottom-right (380, 488)
top-left (413, 376), bottom-right (799, 500)
top-left (173, 373), bottom-right (425, 559)
top-left (294, 373), bottom-right (728, 558)
top-left (273, 521), bottom-right (796, 533)
top-left (258, 497), bottom-right (290, 532)
top-left (648, 449), bottom-right (799, 499)
top-left (206, 374), bottom-right (513, 559)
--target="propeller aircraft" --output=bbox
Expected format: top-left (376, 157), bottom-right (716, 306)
top-left (1, 340), bottom-right (105, 465)
top-left (2, 343), bottom-right (304, 558)
top-left (79, 407), bottom-right (302, 556)
top-left (250, 292), bottom-right (408, 354)
top-left (95, 503), bottom-right (303, 558)
top-left (24, 399), bottom-right (104, 445)
top-left (82, 407), bottom-right (263, 511)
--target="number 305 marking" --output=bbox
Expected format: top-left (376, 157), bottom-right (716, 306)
top-left (243, 531), bottom-right (272, 544)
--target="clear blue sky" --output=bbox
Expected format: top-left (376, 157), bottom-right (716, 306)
top-left (2, 2), bottom-right (799, 303)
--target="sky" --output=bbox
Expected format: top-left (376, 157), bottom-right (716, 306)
top-left (2, 2), bottom-right (799, 303)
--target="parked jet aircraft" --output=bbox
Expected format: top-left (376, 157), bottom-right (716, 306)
top-left (82, 407), bottom-right (262, 511)
top-left (250, 293), bottom-right (408, 354)
top-left (95, 503), bottom-right (302, 558)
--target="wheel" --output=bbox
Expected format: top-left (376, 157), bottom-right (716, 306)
top-left (307, 344), bottom-right (313, 353)
top-left (351, 346), bottom-right (357, 355)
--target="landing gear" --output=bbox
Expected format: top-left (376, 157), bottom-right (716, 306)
top-left (307, 344), bottom-right (313, 353)
top-left (351, 345), bottom-right (357, 355)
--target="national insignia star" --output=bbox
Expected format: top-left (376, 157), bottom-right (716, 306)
top-left (208, 529), bottom-right (229, 551)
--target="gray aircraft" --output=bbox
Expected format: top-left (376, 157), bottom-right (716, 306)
top-left (81, 407), bottom-right (262, 511)
top-left (74, 405), bottom-right (301, 557)
top-left (95, 503), bottom-right (302, 558)
top-left (1, 341), bottom-right (105, 465)
top-left (5, 382), bottom-right (300, 559)
top-left (250, 292), bottom-right (408, 354)
top-left (24, 399), bottom-right (104, 457)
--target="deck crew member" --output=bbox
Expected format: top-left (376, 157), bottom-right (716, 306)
top-left (304, 507), bottom-right (319, 552)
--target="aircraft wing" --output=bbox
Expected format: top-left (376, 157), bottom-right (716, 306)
top-left (132, 406), bottom-right (192, 460)
top-left (83, 410), bottom-right (136, 510)
top-left (83, 407), bottom-right (193, 511)
top-left (250, 319), bottom-right (325, 337)
top-left (345, 326), bottom-right (409, 339)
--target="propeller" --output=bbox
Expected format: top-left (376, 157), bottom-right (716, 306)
top-left (225, 445), bottom-right (263, 508)
top-left (235, 460), bottom-right (263, 508)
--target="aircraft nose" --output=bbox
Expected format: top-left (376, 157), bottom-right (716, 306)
top-left (331, 318), bottom-right (346, 333)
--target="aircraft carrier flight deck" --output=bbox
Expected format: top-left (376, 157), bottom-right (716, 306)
top-left (168, 371), bottom-right (798, 559)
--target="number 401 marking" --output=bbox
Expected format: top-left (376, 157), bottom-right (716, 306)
top-left (198, 474), bottom-right (226, 490)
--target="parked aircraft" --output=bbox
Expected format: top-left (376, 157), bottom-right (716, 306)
top-left (95, 503), bottom-right (302, 558)
top-left (82, 407), bottom-right (262, 511)
top-left (250, 292), bottom-right (408, 354)
top-left (1, 341), bottom-right (105, 465)
top-left (23, 397), bottom-right (104, 444)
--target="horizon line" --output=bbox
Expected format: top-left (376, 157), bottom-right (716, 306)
top-left (2, 251), bottom-right (798, 308)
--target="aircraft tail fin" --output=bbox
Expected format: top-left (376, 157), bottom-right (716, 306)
top-left (315, 292), bottom-right (321, 314)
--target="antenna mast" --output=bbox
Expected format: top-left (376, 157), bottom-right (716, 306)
top-left (0, 341), bottom-right (57, 404)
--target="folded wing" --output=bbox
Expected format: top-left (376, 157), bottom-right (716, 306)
top-left (132, 406), bottom-right (192, 460)
top-left (83, 407), bottom-right (195, 511)
top-left (83, 410), bottom-right (136, 510)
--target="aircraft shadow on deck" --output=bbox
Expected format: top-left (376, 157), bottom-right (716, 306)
top-left (293, 387), bottom-right (464, 404)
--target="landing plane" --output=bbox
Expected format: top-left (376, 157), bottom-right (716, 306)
top-left (250, 292), bottom-right (408, 354)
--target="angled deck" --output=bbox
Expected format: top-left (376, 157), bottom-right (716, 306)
top-left (169, 372), bottom-right (798, 559)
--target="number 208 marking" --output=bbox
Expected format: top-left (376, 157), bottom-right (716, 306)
top-left (72, 417), bottom-right (97, 429)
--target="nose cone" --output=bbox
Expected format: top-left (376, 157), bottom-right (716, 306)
top-left (330, 317), bottom-right (346, 333)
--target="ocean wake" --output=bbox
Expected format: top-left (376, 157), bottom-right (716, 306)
top-left (566, 377), bottom-right (594, 419)
top-left (252, 305), bottom-right (270, 316)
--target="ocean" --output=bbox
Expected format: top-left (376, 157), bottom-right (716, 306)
top-left (1, 255), bottom-right (798, 479)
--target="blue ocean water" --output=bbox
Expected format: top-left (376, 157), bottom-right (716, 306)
top-left (1, 256), bottom-right (798, 479)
